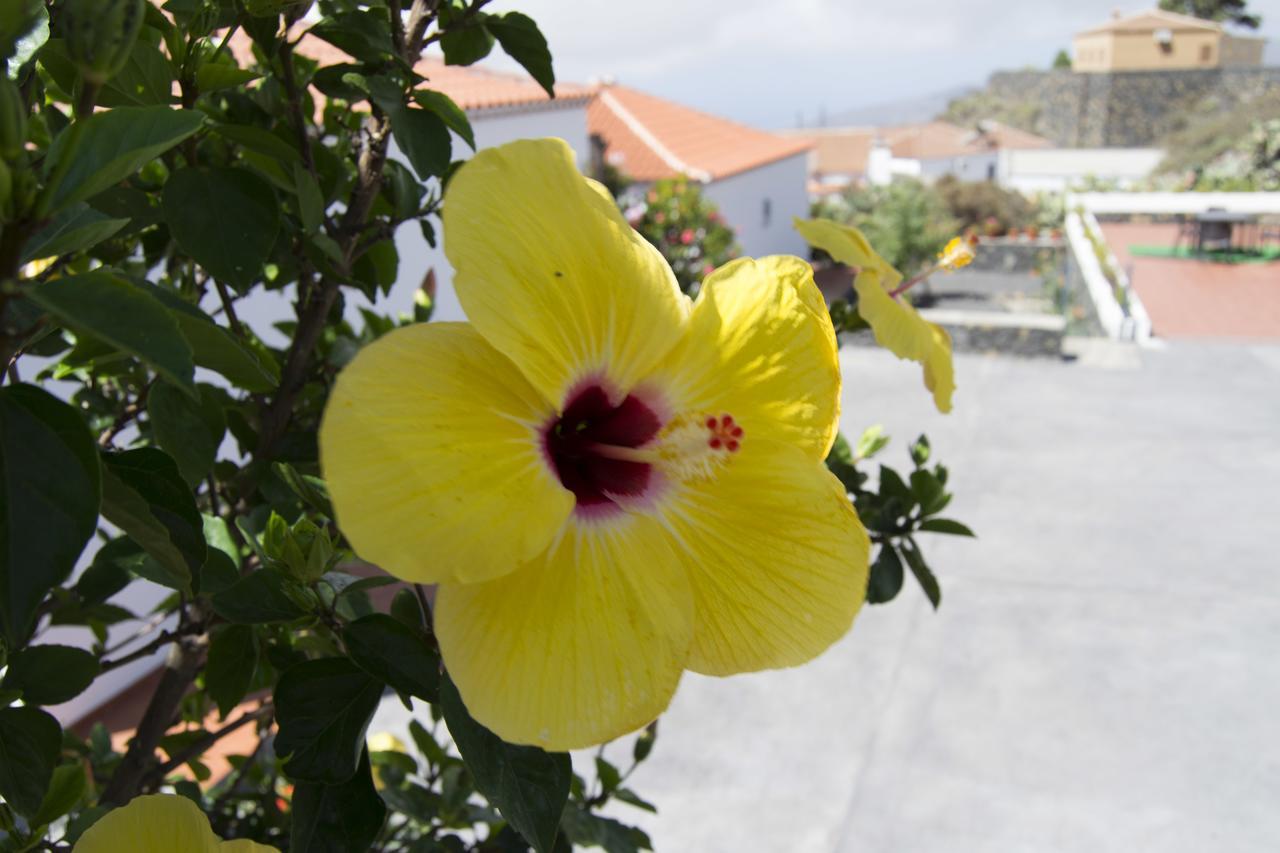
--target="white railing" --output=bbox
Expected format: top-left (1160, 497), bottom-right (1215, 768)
top-left (1065, 210), bottom-right (1153, 344)
top-left (1068, 191), bottom-right (1280, 215)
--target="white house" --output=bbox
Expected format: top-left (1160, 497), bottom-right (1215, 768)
top-left (587, 84), bottom-right (812, 259)
top-left (385, 58), bottom-right (595, 322)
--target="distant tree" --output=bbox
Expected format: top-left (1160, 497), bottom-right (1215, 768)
top-left (1158, 0), bottom-right (1262, 29)
top-left (1052, 49), bottom-right (1072, 69)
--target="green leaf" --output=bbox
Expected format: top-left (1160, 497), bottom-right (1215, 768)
top-left (440, 23), bottom-right (494, 66)
top-left (212, 568), bottom-right (310, 624)
top-left (309, 11), bottom-right (395, 64)
top-left (0, 706), bottom-right (61, 817)
top-left (289, 749), bottom-right (386, 853)
top-left (413, 89), bottom-right (475, 150)
top-left (20, 203), bottom-right (129, 263)
top-left (389, 107), bottom-right (451, 181)
top-left (919, 518), bottom-right (976, 537)
top-left (293, 162), bottom-right (324, 233)
top-left (195, 63), bottom-right (260, 93)
top-left (205, 624), bottom-right (258, 718)
top-left (343, 614), bottom-right (439, 702)
top-left (855, 424), bottom-right (890, 460)
top-left (212, 123), bottom-right (301, 165)
top-left (1, 644), bottom-right (99, 705)
top-left (96, 38), bottom-right (174, 108)
top-left (100, 447), bottom-right (206, 595)
top-left (0, 385), bottom-right (100, 645)
top-left (902, 538), bottom-right (941, 610)
top-left (32, 762), bottom-right (87, 826)
top-left (29, 270), bottom-right (196, 395)
top-left (878, 465), bottom-right (912, 504)
top-left (272, 462), bottom-right (333, 518)
top-left (138, 284), bottom-right (279, 393)
top-left (440, 675), bottom-right (570, 853)
top-left (274, 657), bottom-right (383, 784)
top-left (163, 166), bottom-right (280, 290)
top-left (909, 469), bottom-right (948, 516)
top-left (866, 544), bottom-right (904, 605)
top-left (560, 807), bottom-right (652, 853)
top-left (487, 12), bottom-right (554, 98)
top-left (46, 106), bottom-right (204, 211)
top-left (909, 434), bottom-right (931, 467)
top-left (147, 381), bottom-right (225, 486)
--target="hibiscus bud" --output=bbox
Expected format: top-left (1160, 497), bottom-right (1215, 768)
top-left (62, 0), bottom-right (145, 86)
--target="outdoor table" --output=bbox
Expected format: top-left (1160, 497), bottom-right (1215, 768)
top-left (1195, 210), bottom-right (1259, 253)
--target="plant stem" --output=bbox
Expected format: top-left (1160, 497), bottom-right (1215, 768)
top-left (149, 703), bottom-right (274, 781)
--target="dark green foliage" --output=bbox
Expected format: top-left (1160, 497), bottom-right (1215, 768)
top-left (1158, 0), bottom-right (1262, 27)
top-left (274, 658), bottom-right (382, 785)
top-left (935, 175), bottom-right (1033, 237)
top-left (1, 643), bottom-right (99, 705)
top-left (441, 676), bottom-right (572, 853)
top-left (289, 750), bottom-right (386, 853)
top-left (0, 706), bottom-right (61, 816)
top-left (1052, 48), bottom-right (1071, 69)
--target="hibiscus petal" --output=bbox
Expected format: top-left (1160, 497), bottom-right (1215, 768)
top-left (660, 440), bottom-right (870, 676)
top-left (443, 138), bottom-right (690, 406)
top-left (649, 255), bottom-right (841, 460)
top-left (74, 794), bottom-right (222, 853)
top-left (320, 322), bottom-right (574, 585)
top-left (855, 270), bottom-right (956, 413)
top-left (434, 516), bottom-right (693, 750)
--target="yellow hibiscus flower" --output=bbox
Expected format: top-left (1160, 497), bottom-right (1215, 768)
top-left (793, 218), bottom-right (956, 413)
top-left (73, 794), bottom-right (277, 852)
top-left (321, 138), bottom-right (870, 751)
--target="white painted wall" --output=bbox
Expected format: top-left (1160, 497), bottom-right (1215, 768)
top-left (918, 152), bottom-right (999, 183)
top-left (232, 102), bottom-right (590, 340)
top-left (1003, 149), bottom-right (1166, 193)
top-left (1069, 190), bottom-right (1280, 215)
top-left (702, 153), bottom-right (809, 259)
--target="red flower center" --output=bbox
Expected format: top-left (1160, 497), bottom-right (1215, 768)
top-left (543, 385), bottom-right (662, 513)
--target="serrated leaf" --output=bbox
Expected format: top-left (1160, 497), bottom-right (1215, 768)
top-left (413, 89), bottom-right (475, 149)
top-left (441, 675), bottom-right (569, 853)
top-left (45, 106), bottom-right (204, 211)
top-left (0, 385), bottom-right (100, 645)
top-left (148, 381), bottom-right (225, 486)
top-left (212, 568), bottom-right (309, 624)
top-left (866, 543), bottom-right (904, 605)
top-left (390, 106), bottom-right (450, 181)
top-left (1, 644), bottom-right (99, 706)
top-left (343, 614), bottom-right (439, 702)
top-left (901, 538), bottom-right (941, 609)
top-left (274, 657), bottom-right (383, 784)
top-left (289, 750), bottom-right (385, 853)
top-left (487, 12), bottom-right (554, 97)
top-left (919, 518), bottom-right (975, 537)
top-left (100, 447), bottom-right (205, 595)
top-left (20, 203), bottom-right (128, 263)
top-left (206, 624), bottom-right (258, 718)
top-left (29, 270), bottom-right (196, 395)
top-left (163, 166), bottom-right (280, 290)
top-left (0, 706), bottom-right (61, 817)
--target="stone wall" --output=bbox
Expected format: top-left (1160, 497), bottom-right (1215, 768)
top-left (971, 239), bottom-right (1065, 274)
top-left (987, 67), bottom-right (1280, 147)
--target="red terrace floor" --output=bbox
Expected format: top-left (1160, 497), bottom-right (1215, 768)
top-left (1099, 222), bottom-right (1280, 339)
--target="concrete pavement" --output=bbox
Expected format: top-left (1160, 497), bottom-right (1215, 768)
top-left (611, 339), bottom-right (1280, 852)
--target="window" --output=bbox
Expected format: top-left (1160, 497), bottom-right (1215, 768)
top-left (1201, 44), bottom-right (1213, 63)
top-left (762, 198), bottom-right (772, 228)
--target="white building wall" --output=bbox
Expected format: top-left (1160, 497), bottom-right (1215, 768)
top-left (702, 153), bottom-right (809, 259)
top-left (1000, 148), bottom-right (1165, 193)
top-left (388, 103), bottom-right (591, 322)
top-left (918, 152), bottom-right (999, 183)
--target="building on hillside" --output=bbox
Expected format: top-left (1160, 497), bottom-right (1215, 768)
top-left (783, 120), bottom-right (1052, 195)
top-left (1072, 8), bottom-right (1266, 73)
top-left (587, 84), bottom-right (812, 259)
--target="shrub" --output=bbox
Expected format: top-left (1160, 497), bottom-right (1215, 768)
top-left (812, 179), bottom-right (956, 277)
top-left (935, 175), bottom-right (1034, 237)
top-left (629, 177), bottom-right (738, 295)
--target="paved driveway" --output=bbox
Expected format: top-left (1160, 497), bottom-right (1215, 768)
top-left (610, 340), bottom-right (1280, 852)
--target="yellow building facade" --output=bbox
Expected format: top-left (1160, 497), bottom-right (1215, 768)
top-left (1072, 9), bottom-right (1266, 73)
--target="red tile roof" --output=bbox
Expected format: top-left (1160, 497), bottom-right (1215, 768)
top-left (588, 84), bottom-right (811, 182)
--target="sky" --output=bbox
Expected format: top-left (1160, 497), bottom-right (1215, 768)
top-left (484, 0), bottom-right (1280, 129)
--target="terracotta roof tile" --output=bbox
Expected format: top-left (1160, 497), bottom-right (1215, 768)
top-left (588, 84), bottom-right (811, 182)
